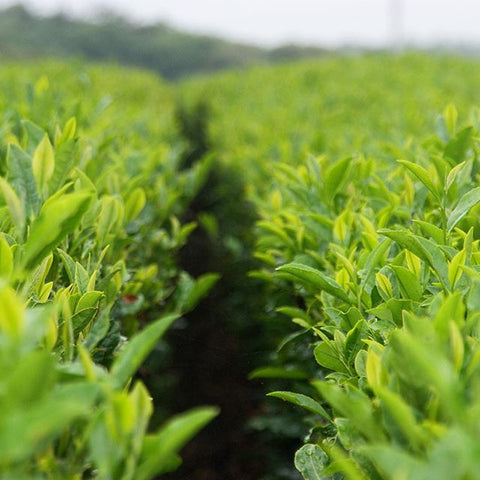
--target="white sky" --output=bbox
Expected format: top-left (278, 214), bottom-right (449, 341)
top-left (1, 0), bottom-right (480, 47)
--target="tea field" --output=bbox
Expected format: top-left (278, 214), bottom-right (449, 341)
top-left (2, 53), bottom-right (480, 479)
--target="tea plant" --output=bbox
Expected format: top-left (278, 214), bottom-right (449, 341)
top-left (252, 105), bottom-right (480, 478)
top-left (179, 53), bottom-right (480, 478)
top-left (0, 65), bottom-right (218, 478)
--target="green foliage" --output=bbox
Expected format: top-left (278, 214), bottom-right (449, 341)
top-left (8, 48), bottom-right (480, 479)
top-left (252, 100), bottom-right (480, 478)
top-left (178, 53), bottom-right (480, 478)
top-left (0, 62), bottom-right (218, 478)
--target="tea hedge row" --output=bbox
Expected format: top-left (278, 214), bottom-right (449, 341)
top-left (253, 106), bottom-right (480, 477)
top-left (183, 54), bottom-right (480, 185)
top-left (182, 55), bottom-right (480, 478)
top-left (0, 62), bottom-right (218, 478)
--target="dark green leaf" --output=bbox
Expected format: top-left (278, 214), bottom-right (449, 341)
top-left (268, 391), bottom-right (331, 421)
top-left (7, 144), bottom-right (39, 216)
top-left (295, 444), bottom-right (328, 480)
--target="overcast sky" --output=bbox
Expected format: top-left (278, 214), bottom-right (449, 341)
top-left (0, 0), bottom-right (479, 47)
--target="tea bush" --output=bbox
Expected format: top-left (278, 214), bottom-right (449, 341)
top-left (0, 62), bottom-right (218, 478)
top-left (182, 54), bottom-right (480, 478)
top-left (252, 105), bottom-right (480, 478)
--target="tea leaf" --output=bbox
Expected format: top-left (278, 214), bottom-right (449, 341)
top-left (345, 320), bottom-right (368, 363)
top-left (390, 265), bottom-right (423, 301)
top-left (125, 187), bottom-right (146, 222)
top-left (295, 444), bottom-right (328, 480)
top-left (137, 407), bottom-right (219, 479)
top-left (0, 285), bottom-right (24, 339)
top-left (0, 177), bottom-right (25, 234)
top-left (22, 192), bottom-right (92, 271)
top-left (324, 156), bottom-right (352, 199)
top-left (314, 341), bottom-right (348, 374)
top-left (444, 103), bottom-right (458, 137)
top-left (0, 235), bottom-right (13, 279)
top-left (110, 314), bottom-right (179, 388)
top-left (32, 135), bottom-right (55, 194)
top-left (268, 391), bottom-right (331, 421)
top-left (447, 187), bottom-right (480, 232)
top-left (398, 160), bottom-right (439, 199)
top-left (7, 143), bottom-right (39, 216)
top-left (278, 262), bottom-right (354, 304)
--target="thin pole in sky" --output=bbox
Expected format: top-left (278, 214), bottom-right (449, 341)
top-left (389, 0), bottom-right (404, 50)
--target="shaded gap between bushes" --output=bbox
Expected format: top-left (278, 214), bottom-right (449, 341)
top-left (164, 99), bottom-right (269, 480)
top-left (140, 99), bottom-right (301, 480)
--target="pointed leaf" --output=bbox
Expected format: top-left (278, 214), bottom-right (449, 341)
top-left (110, 313), bottom-right (178, 388)
top-left (0, 177), bottom-right (25, 235)
top-left (277, 262), bottom-right (354, 304)
top-left (32, 135), bottom-right (55, 193)
top-left (398, 160), bottom-right (439, 199)
top-left (22, 192), bottom-right (92, 271)
top-left (324, 156), bottom-right (352, 199)
top-left (137, 407), bottom-right (218, 479)
top-left (7, 144), bottom-right (39, 216)
top-left (390, 265), bottom-right (423, 301)
top-left (268, 391), bottom-right (331, 421)
top-left (447, 187), bottom-right (480, 232)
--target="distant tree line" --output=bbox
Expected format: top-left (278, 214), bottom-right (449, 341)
top-left (0, 5), bottom-right (328, 79)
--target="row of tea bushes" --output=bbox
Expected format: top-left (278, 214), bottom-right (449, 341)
top-left (0, 63), bottom-right (218, 478)
top-left (182, 54), bottom-right (480, 189)
top-left (253, 105), bottom-right (480, 478)
top-left (6, 52), bottom-right (480, 479)
top-left (181, 53), bottom-right (480, 478)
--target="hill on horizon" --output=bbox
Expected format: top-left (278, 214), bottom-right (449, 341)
top-left (0, 4), bottom-right (330, 79)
